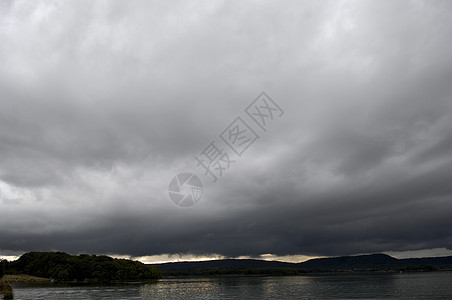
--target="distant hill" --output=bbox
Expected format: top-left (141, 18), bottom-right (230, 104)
top-left (155, 253), bottom-right (452, 276)
top-left (158, 259), bottom-right (297, 270)
top-left (399, 256), bottom-right (452, 267)
top-left (299, 253), bottom-right (398, 270)
top-left (300, 254), bottom-right (452, 270)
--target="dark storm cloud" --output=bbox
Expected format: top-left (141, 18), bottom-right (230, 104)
top-left (1, 0), bottom-right (452, 260)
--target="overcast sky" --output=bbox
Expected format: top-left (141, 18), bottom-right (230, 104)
top-left (1, 0), bottom-right (452, 263)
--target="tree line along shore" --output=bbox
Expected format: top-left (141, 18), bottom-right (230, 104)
top-left (0, 252), bottom-right (161, 283)
top-left (1, 252), bottom-right (162, 299)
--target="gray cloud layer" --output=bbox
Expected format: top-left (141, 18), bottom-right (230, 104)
top-left (1, 0), bottom-right (452, 259)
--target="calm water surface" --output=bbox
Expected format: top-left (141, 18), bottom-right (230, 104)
top-left (11, 272), bottom-right (452, 299)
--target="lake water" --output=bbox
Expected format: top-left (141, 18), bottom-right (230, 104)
top-left (10, 272), bottom-right (452, 299)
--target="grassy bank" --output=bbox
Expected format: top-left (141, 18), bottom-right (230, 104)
top-left (1, 275), bottom-right (50, 299)
top-left (2, 274), bottom-right (50, 283)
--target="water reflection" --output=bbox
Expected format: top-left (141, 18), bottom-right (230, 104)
top-left (12, 272), bottom-right (452, 300)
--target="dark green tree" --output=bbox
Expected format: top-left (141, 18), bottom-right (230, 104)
top-left (0, 259), bottom-right (10, 278)
top-left (8, 252), bottom-right (161, 282)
